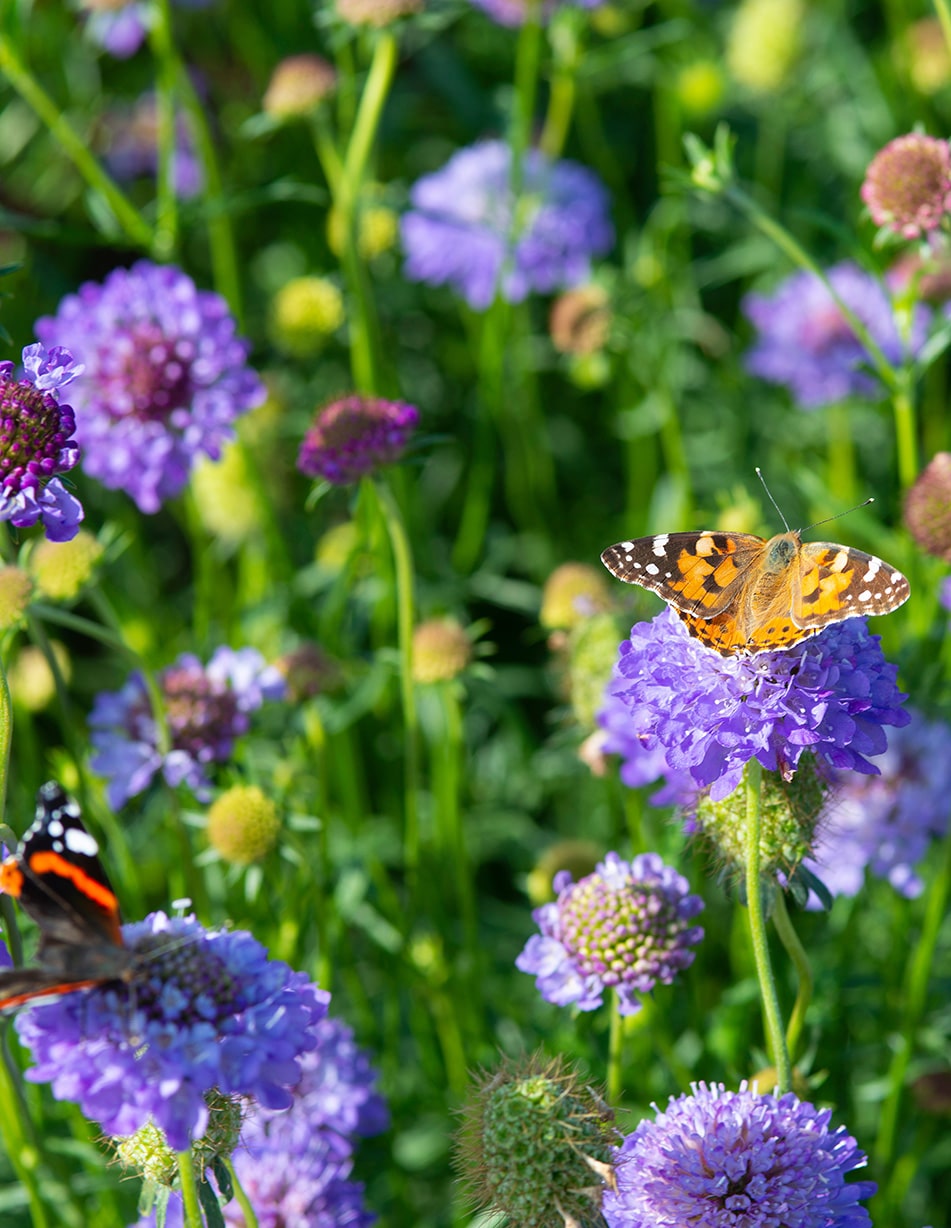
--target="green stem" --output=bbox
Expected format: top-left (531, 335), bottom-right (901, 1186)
top-left (0, 1047), bottom-right (49, 1228)
top-left (934, 0), bottom-right (951, 56)
top-left (539, 12), bottom-right (582, 158)
top-left (177, 1149), bottom-right (204, 1228)
top-left (148, 0), bottom-right (180, 260)
top-left (770, 889), bottom-right (812, 1064)
top-left (0, 35), bottom-right (153, 248)
top-left (892, 380), bottom-right (919, 489)
top-left (825, 402), bottom-right (857, 506)
top-left (606, 991), bottom-right (624, 1104)
top-left (743, 760), bottom-right (791, 1092)
top-left (510, 0), bottom-right (543, 177)
top-left (371, 477), bottom-right (420, 880)
top-left (222, 1155), bottom-right (258, 1228)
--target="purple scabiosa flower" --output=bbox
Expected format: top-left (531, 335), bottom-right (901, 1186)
top-left (803, 710), bottom-right (951, 902)
top-left (80, 0), bottom-right (214, 59)
top-left (297, 395), bottom-right (419, 485)
top-left (743, 261), bottom-right (929, 409)
top-left (34, 261), bottom-right (264, 513)
top-left (401, 140), bottom-right (613, 310)
top-left (102, 94), bottom-right (202, 199)
top-left (0, 343), bottom-right (84, 542)
top-left (600, 607), bottom-right (909, 804)
top-left (598, 684), bottom-right (698, 808)
top-left (89, 646), bottom-right (286, 809)
top-left (603, 1082), bottom-right (875, 1227)
top-left (15, 912), bottom-right (329, 1152)
top-left (515, 851), bottom-right (704, 1016)
top-left (941, 575), bottom-right (951, 612)
top-left (861, 134), bottom-right (951, 239)
top-left (468, 0), bottom-right (600, 26)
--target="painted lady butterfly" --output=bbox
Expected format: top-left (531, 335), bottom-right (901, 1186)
top-left (600, 528), bottom-right (910, 656)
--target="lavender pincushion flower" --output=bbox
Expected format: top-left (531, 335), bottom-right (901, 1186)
top-left (600, 607), bottom-right (909, 803)
top-left (516, 851), bottom-right (704, 1015)
top-left (803, 710), bottom-right (951, 902)
top-left (82, 0), bottom-right (214, 59)
top-left (35, 260), bottom-right (264, 513)
top-left (602, 1082), bottom-right (875, 1227)
top-left (743, 261), bottom-right (929, 409)
top-left (89, 646), bottom-right (286, 808)
top-left (298, 395), bottom-right (419, 485)
top-left (0, 343), bottom-right (84, 542)
top-left (15, 912), bottom-right (330, 1152)
top-left (401, 139), bottom-right (613, 310)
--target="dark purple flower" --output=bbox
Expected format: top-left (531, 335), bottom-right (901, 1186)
top-left (103, 94), bottom-right (202, 198)
top-left (15, 912), bottom-right (330, 1152)
top-left (35, 261), bottom-right (264, 513)
top-left (468, 0), bottom-right (600, 26)
top-left (603, 1082), bottom-right (875, 1227)
top-left (743, 261), bottom-right (930, 409)
top-left (0, 343), bottom-right (84, 541)
top-left (401, 139), bottom-right (613, 310)
top-left (297, 396), bottom-right (419, 485)
top-left (599, 607), bottom-right (909, 804)
top-left (803, 709), bottom-right (951, 903)
top-left (516, 851), bottom-right (704, 1015)
top-left (89, 646), bottom-right (286, 809)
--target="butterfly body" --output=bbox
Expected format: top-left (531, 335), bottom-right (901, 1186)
top-left (600, 528), bottom-right (910, 656)
top-left (0, 782), bottom-right (132, 1013)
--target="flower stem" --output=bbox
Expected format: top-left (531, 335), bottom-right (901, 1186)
top-left (0, 1043), bottom-right (50, 1228)
top-left (743, 760), bottom-right (792, 1093)
top-left (148, 0), bottom-right (180, 260)
top-left (934, 0), bottom-right (951, 56)
top-left (222, 1155), bottom-right (259, 1228)
top-left (825, 402), bottom-right (857, 507)
top-left (892, 379), bottom-right (919, 489)
top-left (770, 888), bottom-right (812, 1064)
top-left (177, 1149), bottom-right (204, 1228)
top-left (539, 11), bottom-right (582, 159)
top-left (0, 35), bottom-right (153, 249)
top-left (606, 991), bottom-right (624, 1104)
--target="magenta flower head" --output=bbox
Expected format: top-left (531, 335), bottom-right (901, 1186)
top-left (15, 912), bottom-right (330, 1151)
top-left (516, 851), bottom-right (704, 1016)
top-left (35, 261), bottom-right (264, 513)
top-left (401, 139), bottom-right (614, 310)
top-left (297, 395), bottom-right (419, 485)
top-left (743, 261), bottom-right (929, 409)
top-left (469, 0), bottom-right (600, 26)
top-left (89, 646), bottom-right (286, 809)
top-left (861, 133), bottom-right (951, 239)
top-left (803, 709), bottom-right (951, 903)
top-left (603, 1082), bottom-right (875, 1227)
top-left (0, 343), bottom-right (84, 542)
top-left (599, 608), bottom-right (909, 804)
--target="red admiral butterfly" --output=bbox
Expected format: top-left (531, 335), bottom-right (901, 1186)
top-left (0, 782), bottom-right (133, 1014)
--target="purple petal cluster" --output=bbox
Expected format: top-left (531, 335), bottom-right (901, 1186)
top-left (35, 260), bottom-right (264, 513)
top-left (599, 608), bottom-right (909, 803)
top-left (298, 396), bottom-right (419, 485)
top-left (803, 709), bottom-right (951, 903)
top-left (0, 343), bottom-right (84, 541)
top-left (89, 646), bottom-right (287, 808)
top-left (603, 1082), bottom-right (875, 1227)
top-left (401, 139), bottom-right (614, 310)
top-left (83, 0), bottom-right (214, 59)
top-left (743, 261), bottom-right (929, 409)
top-left (940, 575), bottom-right (951, 612)
top-left (468, 0), bottom-right (600, 26)
top-left (15, 912), bottom-right (330, 1152)
top-left (516, 851), bottom-right (704, 1016)
top-left (103, 94), bottom-right (202, 198)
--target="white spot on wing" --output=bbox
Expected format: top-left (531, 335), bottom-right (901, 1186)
top-left (829, 550), bottom-right (850, 573)
top-left (862, 558), bottom-right (881, 582)
top-left (645, 563), bottom-right (660, 576)
top-left (47, 819), bottom-right (64, 838)
top-left (652, 534), bottom-right (669, 557)
top-left (858, 590), bottom-right (872, 602)
top-left (64, 827), bottom-right (99, 858)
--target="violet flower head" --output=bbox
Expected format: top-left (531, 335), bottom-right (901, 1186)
top-left (468, 0), bottom-right (600, 26)
top-left (803, 710), bottom-right (951, 903)
top-left (0, 343), bottom-right (84, 542)
top-left (599, 607), bottom-right (909, 804)
top-left (35, 260), bottom-right (264, 513)
top-left (297, 395), bottom-right (419, 485)
top-left (89, 646), bottom-right (286, 809)
top-left (516, 851), bottom-right (704, 1016)
top-left (603, 1082), bottom-right (875, 1227)
top-left (743, 261), bottom-right (929, 409)
top-left (861, 133), bottom-right (951, 239)
top-left (15, 912), bottom-right (330, 1152)
top-left (941, 575), bottom-right (951, 611)
top-left (103, 94), bottom-right (202, 198)
top-left (81, 0), bottom-right (214, 59)
top-left (401, 139), bottom-right (614, 310)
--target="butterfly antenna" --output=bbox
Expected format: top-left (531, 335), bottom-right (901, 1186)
top-left (755, 468), bottom-right (790, 532)
top-left (802, 497), bottom-right (875, 535)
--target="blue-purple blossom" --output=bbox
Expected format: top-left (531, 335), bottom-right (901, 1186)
top-left (82, 0), bottom-right (214, 59)
top-left (940, 575), bottom-right (951, 611)
top-left (15, 912), bottom-right (329, 1152)
top-left (0, 343), bottom-right (84, 542)
top-left (89, 646), bottom-right (286, 808)
top-left (401, 139), bottom-right (613, 310)
top-left (468, 0), bottom-right (600, 26)
top-left (803, 710), bottom-right (951, 903)
top-left (298, 396), bottom-right (419, 485)
top-left (35, 260), bottom-right (264, 513)
top-left (743, 261), bottom-right (929, 409)
top-left (599, 608), bottom-right (909, 803)
top-left (516, 851), bottom-right (704, 1016)
top-left (103, 94), bottom-right (202, 198)
top-left (603, 1082), bottom-right (875, 1227)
